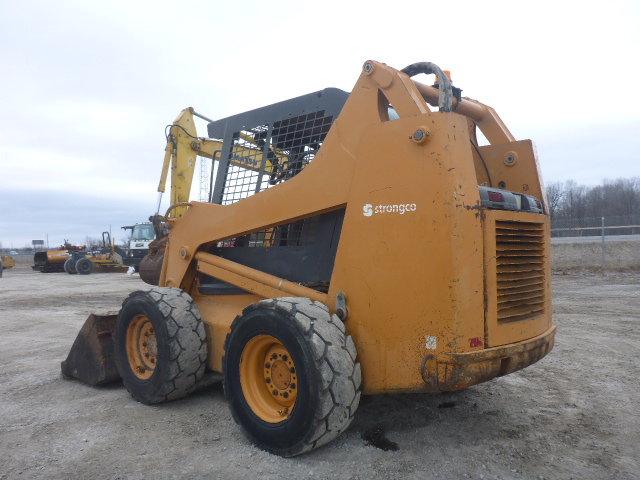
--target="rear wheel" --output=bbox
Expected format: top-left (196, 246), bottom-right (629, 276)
top-left (114, 287), bottom-right (207, 404)
top-left (224, 297), bottom-right (361, 457)
top-left (75, 257), bottom-right (94, 275)
top-left (64, 258), bottom-right (77, 274)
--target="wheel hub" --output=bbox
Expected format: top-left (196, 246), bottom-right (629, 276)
top-left (126, 314), bottom-right (157, 380)
top-left (240, 335), bottom-right (298, 423)
top-left (264, 345), bottom-right (297, 400)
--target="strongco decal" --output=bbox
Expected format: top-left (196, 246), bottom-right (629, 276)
top-left (362, 203), bottom-right (417, 217)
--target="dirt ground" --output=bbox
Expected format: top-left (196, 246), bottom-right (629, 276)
top-left (0, 267), bottom-right (638, 480)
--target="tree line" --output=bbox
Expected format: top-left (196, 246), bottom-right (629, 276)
top-left (545, 177), bottom-right (640, 225)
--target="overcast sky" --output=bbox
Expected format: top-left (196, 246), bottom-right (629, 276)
top-left (1, 0), bottom-right (638, 247)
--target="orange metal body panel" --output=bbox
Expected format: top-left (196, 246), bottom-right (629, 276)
top-left (46, 249), bottom-right (70, 264)
top-left (157, 60), bottom-right (554, 394)
top-left (193, 293), bottom-right (260, 372)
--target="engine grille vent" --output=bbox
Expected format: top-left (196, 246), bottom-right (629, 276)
top-left (495, 221), bottom-right (545, 322)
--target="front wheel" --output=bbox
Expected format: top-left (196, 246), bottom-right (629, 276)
top-left (114, 287), bottom-right (207, 404)
top-left (223, 297), bottom-right (362, 457)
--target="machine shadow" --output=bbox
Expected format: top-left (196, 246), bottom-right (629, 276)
top-left (348, 386), bottom-right (517, 450)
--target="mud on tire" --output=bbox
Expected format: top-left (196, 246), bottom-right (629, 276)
top-left (114, 287), bottom-right (208, 404)
top-left (223, 297), bottom-right (362, 457)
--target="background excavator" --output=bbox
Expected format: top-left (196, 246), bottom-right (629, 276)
top-left (140, 107), bottom-right (280, 284)
top-left (138, 107), bottom-right (220, 285)
top-left (61, 60), bottom-right (554, 457)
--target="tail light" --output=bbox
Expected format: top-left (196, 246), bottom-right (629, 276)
top-left (488, 191), bottom-right (504, 202)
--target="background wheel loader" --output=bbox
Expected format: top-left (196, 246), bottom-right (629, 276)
top-left (61, 60), bottom-right (555, 456)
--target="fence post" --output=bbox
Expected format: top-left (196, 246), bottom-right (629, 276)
top-left (601, 216), bottom-right (605, 271)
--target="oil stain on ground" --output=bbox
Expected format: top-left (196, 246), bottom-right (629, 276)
top-left (361, 424), bottom-right (399, 451)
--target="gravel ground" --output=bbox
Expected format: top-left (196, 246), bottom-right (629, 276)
top-left (0, 267), bottom-right (638, 479)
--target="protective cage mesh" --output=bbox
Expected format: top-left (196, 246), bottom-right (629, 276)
top-left (215, 109), bottom-right (336, 250)
top-left (220, 110), bottom-right (334, 206)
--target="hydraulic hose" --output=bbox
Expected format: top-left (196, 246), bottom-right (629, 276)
top-left (401, 62), bottom-right (453, 112)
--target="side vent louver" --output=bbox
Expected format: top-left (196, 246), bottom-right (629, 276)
top-left (495, 221), bottom-right (545, 322)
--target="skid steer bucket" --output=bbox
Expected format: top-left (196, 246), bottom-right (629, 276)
top-left (61, 313), bottom-right (121, 386)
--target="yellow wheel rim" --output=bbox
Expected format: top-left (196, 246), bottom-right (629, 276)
top-left (239, 335), bottom-right (298, 423)
top-left (126, 314), bottom-right (157, 380)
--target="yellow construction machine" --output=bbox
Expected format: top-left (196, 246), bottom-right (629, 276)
top-left (63, 232), bottom-right (127, 275)
top-left (32, 241), bottom-right (82, 273)
top-left (139, 107), bottom-right (280, 284)
top-left (62, 60), bottom-right (554, 456)
top-left (1, 255), bottom-right (16, 276)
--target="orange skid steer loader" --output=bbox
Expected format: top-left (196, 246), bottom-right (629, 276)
top-left (61, 60), bottom-right (555, 456)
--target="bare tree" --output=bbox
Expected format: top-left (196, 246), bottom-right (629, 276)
top-left (85, 236), bottom-right (102, 249)
top-left (550, 177), bottom-right (640, 227)
top-left (545, 182), bottom-right (565, 218)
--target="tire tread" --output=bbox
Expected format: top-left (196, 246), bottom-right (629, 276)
top-left (119, 287), bottom-right (207, 404)
top-left (225, 296), bottom-right (362, 455)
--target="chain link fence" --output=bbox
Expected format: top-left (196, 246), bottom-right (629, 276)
top-left (551, 214), bottom-right (640, 238)
top-left (550, 214), bottom-right (640, 271)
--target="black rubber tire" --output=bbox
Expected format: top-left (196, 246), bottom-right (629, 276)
top-left (224, 297), bottom-right (362, 457)
top-left (75, 257), bottom-right (94, 275)
top-left (114, 287), bottom-right (207, 404)
top-left (64, 258), bottom-right (77, 274)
